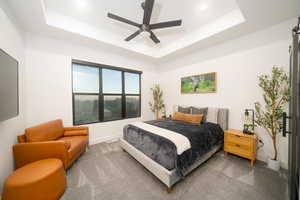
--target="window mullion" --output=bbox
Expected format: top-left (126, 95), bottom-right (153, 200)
top-left (99, 68), bottom-right (104, 122)
top-left (122, 71), bottom-right (126, 118)
top-left (139, 74), bottom-right (141, 117)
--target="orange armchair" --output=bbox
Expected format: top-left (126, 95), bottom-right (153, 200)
top-left (14, 119), bottom-right (89, 169)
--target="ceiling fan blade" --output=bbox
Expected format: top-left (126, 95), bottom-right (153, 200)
top-left (150, 20), bottom-right (182, 30)
top-left (125, 30), bottom-right (141, 41)
top-left (108, 13), bottom-right (140, 28)
top-left (150, 31), bottom-right (160, 44)
top-left (143, 0), bottom-right (154, 25)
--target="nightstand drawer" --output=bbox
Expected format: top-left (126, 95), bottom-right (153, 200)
top-left (225, 141), bottom-right (251, 151)
top-left (224, 143), bottom-right (252, 159)
top-left (225, 133), bottom-right (252, 147)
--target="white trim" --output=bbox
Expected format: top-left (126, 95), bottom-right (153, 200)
top-left (280, 161), bottom-right (288, 170)
top-left (90, 134), bottom-right (121, 145)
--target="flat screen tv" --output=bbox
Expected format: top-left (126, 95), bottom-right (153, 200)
top-left (0, 49), bottom-right (19, 122)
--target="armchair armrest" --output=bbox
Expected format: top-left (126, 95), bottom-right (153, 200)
top-left (13, 141), bottom-right (69, 169)
top-left (63, 126), bottom-right (89, 137)
top-left (17, 134), bottom-right (26, 143)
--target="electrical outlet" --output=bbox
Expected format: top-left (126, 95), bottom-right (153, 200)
top-left (256, 138), bottom-right (264, 150)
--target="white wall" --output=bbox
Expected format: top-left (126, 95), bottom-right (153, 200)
top-left (0, 0), bottom-right (25, 191)
top-left (24, 34), bottom-right (158, 144)
top-left (158, 19), bottom-right (297, 168)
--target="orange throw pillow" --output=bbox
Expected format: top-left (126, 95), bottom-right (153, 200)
top-left (173, 112), bottom-right (203, 125)
top-left (173, 112), bottom-right (186, 122)
top-left (184, 113), bottom-right (203, 125)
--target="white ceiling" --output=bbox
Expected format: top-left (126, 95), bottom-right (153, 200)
top-left (44, 0), bottom-right (240, 46)
top-left (5, 0), bottom-right (300, 60)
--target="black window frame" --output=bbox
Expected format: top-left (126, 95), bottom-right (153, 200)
top-left (72, 59), bottom-right (142, 125)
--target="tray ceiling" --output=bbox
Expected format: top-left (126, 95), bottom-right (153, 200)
top-left (43, 0), bottom-right (245, 58)
top-left (5, 0), bottom-right (300, 60)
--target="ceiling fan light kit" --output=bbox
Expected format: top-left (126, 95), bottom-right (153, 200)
top-left (107, 0), bottom-right (182, 44)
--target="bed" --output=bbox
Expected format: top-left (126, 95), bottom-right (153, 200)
top-left (120, 106), bottom-right (229, 192)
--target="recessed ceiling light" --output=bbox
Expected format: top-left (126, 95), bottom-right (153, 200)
top-left (199, 4), bottom-right (208, 11)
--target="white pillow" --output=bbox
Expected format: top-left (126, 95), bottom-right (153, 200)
top-left (206, 108), bottom-right (219, 123)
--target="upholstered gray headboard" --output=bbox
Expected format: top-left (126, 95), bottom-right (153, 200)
top-left (217, 108), bottom-right (229, 130)
top-left (173, 106), bottom-right (229, 130)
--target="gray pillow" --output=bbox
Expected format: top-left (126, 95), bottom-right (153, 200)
top-left (178, 106), bottom-right (191, 114)
top-left (191, 107), bottom-right (208, 123)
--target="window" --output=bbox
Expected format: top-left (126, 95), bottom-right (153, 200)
top-left (72, 60), bottom-right (142, 125)
top-left (125, 72), bottom-right (140, 118)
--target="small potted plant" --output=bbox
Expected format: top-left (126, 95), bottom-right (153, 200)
top-left (149, 84), bottom-right (165, 120)
top-left (255, 67), bottom-right (290, 171)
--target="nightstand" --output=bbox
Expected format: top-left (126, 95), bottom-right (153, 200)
top-left (224, 129), bottom-right (257, 167)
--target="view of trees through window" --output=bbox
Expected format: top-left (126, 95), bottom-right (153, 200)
top-left (126, 96), bottom-right (140, 118)
top-left (72, 61), bottom-right (141, 125)
top-left (74, 95), bottom-right (99, 125)
top-left (104, 95), bottom-right (122, 121)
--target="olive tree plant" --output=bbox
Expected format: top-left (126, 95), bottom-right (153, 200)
top-left (149, 84), bottom-right (165, 120)
top-left (255, 67), bottom-right (290, 161)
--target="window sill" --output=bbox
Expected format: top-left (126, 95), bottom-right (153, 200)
top-left (73, 116), bottom-right (141, 126)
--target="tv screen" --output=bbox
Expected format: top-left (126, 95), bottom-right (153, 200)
top-left (0, 49), bottom-right (19, 122)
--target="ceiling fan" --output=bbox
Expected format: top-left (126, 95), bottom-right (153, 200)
top-left (107, 0), bottom-right (182, 44)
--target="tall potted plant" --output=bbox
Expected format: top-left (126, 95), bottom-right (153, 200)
top-left (149, 84), bottom-right (165, 120)
top-left (255, 67), bottom-right (290, 171)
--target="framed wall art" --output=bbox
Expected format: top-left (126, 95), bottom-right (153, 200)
top-left (181, 72), bottom-right (217, 94)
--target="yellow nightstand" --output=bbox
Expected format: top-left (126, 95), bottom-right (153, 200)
top-left (224, 129), bottom-right (257, 167)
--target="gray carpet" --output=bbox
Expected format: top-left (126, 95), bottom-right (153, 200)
top-left (61, 141), bottom-right (288, 200)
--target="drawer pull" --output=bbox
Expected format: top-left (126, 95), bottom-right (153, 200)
top-left (235, 144), bottom-right (241, 147)
top-left (235, 135), bottom-right (241, 138)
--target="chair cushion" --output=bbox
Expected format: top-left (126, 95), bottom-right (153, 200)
top-left (25, 120), bottom-right (64, 143)
top-left (58, 136), bottom-right (88, 160)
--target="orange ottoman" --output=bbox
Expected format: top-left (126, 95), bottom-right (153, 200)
top-left (2, 159), bottom-right (66, 200)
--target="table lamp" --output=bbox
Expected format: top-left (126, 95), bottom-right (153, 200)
top-left (243, 109), bottom-right (255, 134)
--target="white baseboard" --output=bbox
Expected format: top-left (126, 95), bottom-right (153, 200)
top-left (90, 134), bottom-right (121, 145)
top-left (280, 161), bottom-right (288, 170)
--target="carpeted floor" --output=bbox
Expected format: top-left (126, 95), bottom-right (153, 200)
top-left (61, 141), bottom-right (288, 200)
